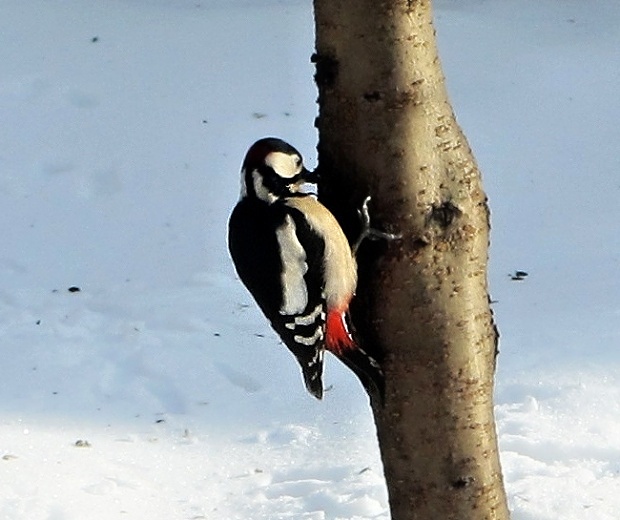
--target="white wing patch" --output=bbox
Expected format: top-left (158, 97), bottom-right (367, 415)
top-left (293, 303), bottom-right (324, 326)
top-left (283, 304), bottom-right (324, 330)
top-left (294, 326), bottom-right (324, 347)
top-left (276, 214), bottom-right (308, 315)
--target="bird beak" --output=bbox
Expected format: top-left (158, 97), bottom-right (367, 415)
top-left (300, 167), bottom-right (315, 182)
top-left (288, 168), bottom-right (318, 195)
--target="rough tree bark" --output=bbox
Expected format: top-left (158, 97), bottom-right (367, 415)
top-left (313, 1), bottom-right (510, 519)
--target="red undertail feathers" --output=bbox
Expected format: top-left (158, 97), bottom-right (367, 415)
top-left (325, 308), bottom-right (355, 355)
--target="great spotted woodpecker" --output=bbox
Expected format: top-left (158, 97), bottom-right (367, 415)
top-left (228, 137), bottom-right (383, 400)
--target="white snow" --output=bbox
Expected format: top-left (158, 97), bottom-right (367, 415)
top-left (0, 0), bottom-right (618, 518)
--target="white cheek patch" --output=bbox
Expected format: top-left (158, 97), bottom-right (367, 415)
top-left (276, 215), bottom-right (308, 315)
top-left (265, 151), bottom-right (301, 179)
top-left (252, 170), bottom-right (277, 204)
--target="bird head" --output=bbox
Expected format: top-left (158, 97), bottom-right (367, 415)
top-left (240, 137), bottom-right (314, 203)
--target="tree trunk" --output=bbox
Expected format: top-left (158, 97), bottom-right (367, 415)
top-left (313, 1), bottom-right (510, 519)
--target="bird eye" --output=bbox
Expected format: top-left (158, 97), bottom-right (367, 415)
top-left (294, 156), bottom-right (302, 168)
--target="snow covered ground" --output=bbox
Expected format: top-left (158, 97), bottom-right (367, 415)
top-left (1, 0), bottom-right (618, 518)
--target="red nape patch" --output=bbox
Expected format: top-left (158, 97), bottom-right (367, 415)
top-left (325, 310), bottom-right (355, 355)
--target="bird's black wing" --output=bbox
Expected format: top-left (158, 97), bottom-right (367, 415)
top-left (228, 198), bottom-right (327, 398)
top-left (228, 198), bottom-right (283, 314)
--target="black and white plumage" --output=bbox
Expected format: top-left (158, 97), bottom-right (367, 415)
top-left (228, 137), bottom-right (383, 400)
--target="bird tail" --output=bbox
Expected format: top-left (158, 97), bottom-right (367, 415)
top-left (296, 349), bottom-right (325, 400)
top-left (335, 345), bottom-right (385, 406)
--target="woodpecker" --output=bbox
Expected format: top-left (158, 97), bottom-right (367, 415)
top-left (228, 137), bottom-right (383, 401)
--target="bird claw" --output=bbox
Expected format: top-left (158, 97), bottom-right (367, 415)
top-left (353, 196), bottom-right (402, 253)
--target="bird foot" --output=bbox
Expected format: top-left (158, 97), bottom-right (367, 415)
top-left (352, 196), bottom-right (401, 253)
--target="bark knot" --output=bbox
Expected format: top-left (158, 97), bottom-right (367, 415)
top-left (363, 91), bottom-right (383, 102)
top-left (451, 475), bottom-right (476, 489)
top-left (428, 201), bottom-right (461, 229)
